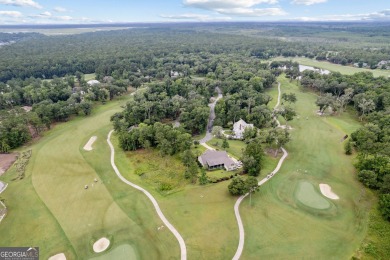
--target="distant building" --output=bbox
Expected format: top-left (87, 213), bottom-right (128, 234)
top-left (233, 119), bottom-right (253, 139)
top-left (377, 60), bottom-right (390, 69)
top-left (170, 71), bottom-right (180, 78)
top-left (198, 150), bottom-right (236, 171)
top-left (87, 80), bottom-right (100, 86)
top-left (22, 106), bottom-right (32, 112)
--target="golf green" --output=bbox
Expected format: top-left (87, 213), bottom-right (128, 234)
top-left (89, 244), bottom-right (138, 260)
top-left (295, 181), bottom-right (331, 210)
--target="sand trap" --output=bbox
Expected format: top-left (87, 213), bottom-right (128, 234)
top-left (93, 237), bottom-right (110, 253)
top-left (83, 136), bottom-right (97, 151)
top-left (48, 253), bottom-right (66, 260)
top-left (320, 184), bottom-right (339, 200)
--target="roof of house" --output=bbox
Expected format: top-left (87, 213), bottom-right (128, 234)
top-left (199, 150), bottom-right (235, 168)
top-left (87, 80), bottom-right (100, 86)
top-left (233, 119), bottom-right (253, 131)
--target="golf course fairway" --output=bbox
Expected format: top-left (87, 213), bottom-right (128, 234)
top-left (0, 95), bottom-right (179, 259)
top-left (236, 75), bottom-right (371, 259)
top-left (0, 76), bottom-right (374, 259)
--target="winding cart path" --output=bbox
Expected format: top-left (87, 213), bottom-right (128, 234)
top-left (232, 82), bottom-right (289, 260)
top-left (107, 130), bottom-right (187, 260)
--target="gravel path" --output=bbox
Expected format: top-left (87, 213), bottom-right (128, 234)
top-left (107, 130), bottom-right (187, 260)
top-left (232, 82), bottom-right (288, 260)
top-left (199, 87), bottom-right (223, 144)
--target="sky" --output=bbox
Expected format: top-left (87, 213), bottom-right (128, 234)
top-left (0, 0), bottom-right (389, 24)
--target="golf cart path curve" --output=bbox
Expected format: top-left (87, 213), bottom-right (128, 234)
top-left (232, 82), bottom-right (289, 260)
top-left (107, 130), bottom-right (187, 260)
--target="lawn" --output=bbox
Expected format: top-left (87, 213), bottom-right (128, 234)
top-left (89, 244), bottom-right (137, 260)
top-left (206, 139), bottom-right (246, 159)
top-left (237, 75), bottom-right (374, 259)
top-left (0, 72), bottom-right (382, 259)
top-left (272, 57), bottom-right (390, 78)
top-left (0, 93), bottom-right (178, 259)
top-left (110, 129), bottom-right (280, 259)
top-left (84, 73), bottom-right (96, 81)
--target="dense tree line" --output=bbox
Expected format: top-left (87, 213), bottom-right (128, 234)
top-left (0, 32), bottom-right (40, 45)
top-left (0, 75), bottom-right (126, 152)
top-left (2, 23), bottom-right (389, 83)
top-left (350, 115), bottom-right (390, 221)
top-left (0, 108), bottom-right (31, 152)
top-left (214, 68), bottom-right (276, 128)
top-left (112, 77), bottom-right (211, 135)
top-left (301, 71), bottom-right (390, 118)
top-left (116, 122), bottom-right (192, 156)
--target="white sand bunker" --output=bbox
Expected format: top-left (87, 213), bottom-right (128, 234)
top-left (320, 184), bottom-right (339, 200)
top-left (93, 237), bottom-right (110, 253)
top-left (48, 253), bottom-right (66, 260)
top-left (83, 136), bottom-right (97, 151)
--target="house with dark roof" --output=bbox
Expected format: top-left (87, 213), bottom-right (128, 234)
top-left (198, 150), bottom-right (237, 171)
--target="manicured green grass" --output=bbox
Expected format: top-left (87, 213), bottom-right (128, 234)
top-left (266, 84), bottom-right (279, 108)
top-left (295, 181), bottom-right (331, 210)
top-left (0, 94), bottom-right (179, 259)
top-left (1, 72), bottom-right (380, 260)
top-left (89, 244), bottom-right (137, 260)
top-left (84, 73), bottom-right (96, 81)
top-left (206, 139), bottom-right (246, 159)
top-left (206, 169), bottom-right (238, 180)
top-left (0, 148), bottom-right (76, 259)
top-left (236, 75), bottom-right (373, 259)
top-left (110, 131), bottom-right (279, 259)
top-left (272, 57), bottom-right (390, 78)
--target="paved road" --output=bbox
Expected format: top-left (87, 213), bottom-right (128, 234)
top-left (107, 130), bottom-right (187, 260)
top-left (199, 87), bottom-right (223, 144)
top-left (232, 82), bottom-right (288, 260)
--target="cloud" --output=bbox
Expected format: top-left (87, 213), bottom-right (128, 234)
top-left (53, 15), bottom-right (73, 21)
top-left (0, 0), bottom-right (42, 9)
top-left (28, 11), bottom-right (86, 22)
top-left (183, 0), bottom-right (286, 17)
top-left (217, 7), bottom-right (286, 16)
top-left (29, 11), bottom-right (50, 18)
top-left (161, 13), bottom-right (232, 21)
top-left (184, 0), bottom-right (279, 9)
top-left (291, 0), bottom-right (327, 5)
top-left (53, 6), bottom-right (68, 13)
top-left (0, 10), bottom-right (22, 17)
top-left (295, 9), bottom-right (390, 21)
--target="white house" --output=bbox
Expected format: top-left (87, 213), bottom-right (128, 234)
top-left (87, 80), bottom-right (100, 86)
top-left (233, 119), bottom-right (253, 139)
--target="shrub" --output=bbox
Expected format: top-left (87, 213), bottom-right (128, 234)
top-left (379, 194), bottom-right (390, 221)
top-left (344, 140), bottom-right (353, 155)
